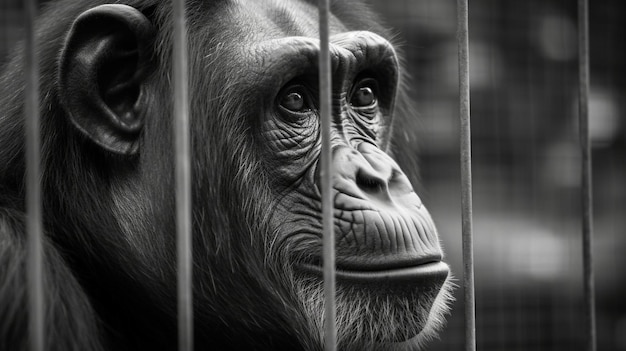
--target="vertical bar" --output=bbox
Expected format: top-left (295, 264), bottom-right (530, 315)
top-left (24, 1), bottom-right (44, 351)
top-left (172, 0), bottom-right (193, 350)
top-left (456, 1), bottom-right (476, 351)
top-left (577, 1), bottom-right (596, 350)
top-left (318, 0), bottom-right (336, 350)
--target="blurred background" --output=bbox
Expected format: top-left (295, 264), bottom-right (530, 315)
top-left (2, 0), bottom-right (625, 350)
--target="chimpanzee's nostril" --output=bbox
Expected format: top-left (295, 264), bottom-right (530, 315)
top-left (356, 170), bottom-right (386, 193)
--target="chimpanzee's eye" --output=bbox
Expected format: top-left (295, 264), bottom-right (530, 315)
top-left (351, 79), bottom-right (378, 108)
top-left (352, 86), bottom-right (375, 107)
top-left (279, 85), bottom-right (310, 113)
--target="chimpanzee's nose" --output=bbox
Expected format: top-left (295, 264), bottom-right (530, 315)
top-left (332, 143), bottom-right (415, 208)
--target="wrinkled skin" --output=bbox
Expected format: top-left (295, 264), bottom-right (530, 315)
top-left (0, 0), bottom-right (453, 350)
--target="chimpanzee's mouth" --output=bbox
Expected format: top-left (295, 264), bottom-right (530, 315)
top-left (297, 260), bottom-right (449, 285)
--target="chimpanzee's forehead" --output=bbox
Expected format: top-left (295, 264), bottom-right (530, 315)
top-left (214, 0), bottom-right (349, 40)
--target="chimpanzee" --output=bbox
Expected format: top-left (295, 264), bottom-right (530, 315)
top-left (0, 0), bottom-right (453, 350)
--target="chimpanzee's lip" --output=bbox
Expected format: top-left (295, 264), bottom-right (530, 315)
top-left (297, 260), bottom-right (449, 284)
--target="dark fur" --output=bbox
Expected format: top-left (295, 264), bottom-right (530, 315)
top-left (0, 1), bottom-right (445, 350)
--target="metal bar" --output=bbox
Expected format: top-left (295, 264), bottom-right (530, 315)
top-left (24, 1), bottom-right (44, 351)
top-left (456, 1), bottom-right (476, 351)
top-left (577, 1), bottom-right (596, 350)
top-left (172, 0), bottom-right (193, 350)
top-left (318, 0), bottom-right (336, 350)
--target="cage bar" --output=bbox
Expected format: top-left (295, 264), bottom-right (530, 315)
top-left (24, 1), bottom-right (44, 351)
top-left (577, 1), bottom-right (596, 351)
top-left (172, 0), bottom-right (194, 350)
top-left (456, 1), bottom-right (476, 351)
top-left (318, 0), bottom-right (336, 350)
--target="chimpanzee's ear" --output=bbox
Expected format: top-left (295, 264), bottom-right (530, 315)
top-left (58, 4), bottom-right (154, 155)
